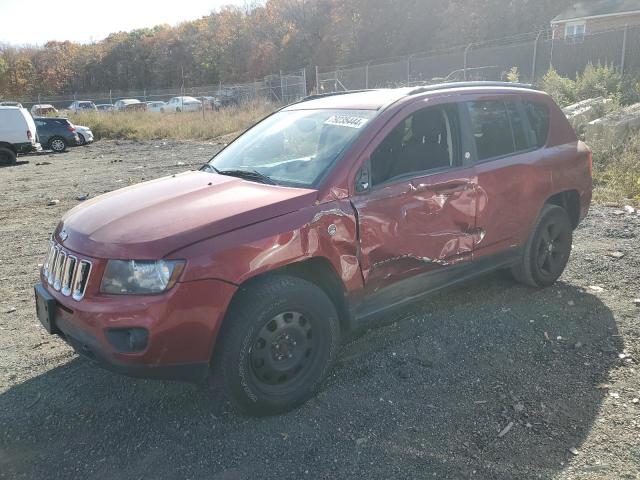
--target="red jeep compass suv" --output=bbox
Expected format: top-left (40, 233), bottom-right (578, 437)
top-left (35, 82), bottom-right (592, 415)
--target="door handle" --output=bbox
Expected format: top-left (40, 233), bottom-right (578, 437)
top-left (431, 182), bottom-right (470, 195)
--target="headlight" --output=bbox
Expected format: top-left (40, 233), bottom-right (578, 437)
top-left (100, 260), bottom-right (185, 295)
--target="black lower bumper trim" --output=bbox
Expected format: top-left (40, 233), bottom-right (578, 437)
top-left (55, 316), bottom-right (209, 383)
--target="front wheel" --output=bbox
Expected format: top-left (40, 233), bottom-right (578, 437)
top-left (215, 275), bottom-right (340, 416)
top-left (0, 147), bottom-right (17, 165)
top-left (48, 137), bottom-right (67, 153)
top-left (77, 133), bottom-right (85, 145)
top-left (511, 204), bottom-right (572, 287)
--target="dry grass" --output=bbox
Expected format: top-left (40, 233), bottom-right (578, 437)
top-left (68, 100), bottom-right (277, 141)
top-left (592, 133), bottom-right (640, 205)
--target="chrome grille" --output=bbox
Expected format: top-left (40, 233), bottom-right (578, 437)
top-left (61, 256), bottom-right (76, 296)
top-left (53, 250), bottom-right (66, 291)
top-left (43, 241), bottom-right (91, 301)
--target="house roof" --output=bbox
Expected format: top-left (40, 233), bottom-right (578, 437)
top-left (552, 0), bottom-right (640, 23)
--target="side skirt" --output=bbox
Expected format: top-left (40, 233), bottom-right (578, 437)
top-left (351, 248), bottom-right (521, 324)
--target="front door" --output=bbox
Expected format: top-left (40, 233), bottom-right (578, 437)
top-left (351, 102), bottom-right (477, 306)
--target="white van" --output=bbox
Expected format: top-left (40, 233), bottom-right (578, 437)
top-left (0, 106), bottom-right (40, 164)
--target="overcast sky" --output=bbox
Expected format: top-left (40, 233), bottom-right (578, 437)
top-left (0, 0), bottom-right (251, 45)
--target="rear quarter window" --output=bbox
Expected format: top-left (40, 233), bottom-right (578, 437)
top-left (523, 101), bottom-right (550, 148)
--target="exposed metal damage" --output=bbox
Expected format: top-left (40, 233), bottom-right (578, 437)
top-left (370, 253), bottom-right (450, 270)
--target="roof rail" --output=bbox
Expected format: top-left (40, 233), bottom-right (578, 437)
top-left (408, 81), bottom-right (536, 95)
top-left (296, 89), bottom-right (378, 103)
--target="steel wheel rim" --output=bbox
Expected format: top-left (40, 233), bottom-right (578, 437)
top-left (536, 221), bottom-right (569, 276)
top-left (249, 311), bottom-right (319, 391)
top-left (51, 139), bottom-right (65, 151)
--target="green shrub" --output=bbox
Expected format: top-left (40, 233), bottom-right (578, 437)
top-left (539, 64), bottom-right (640, 107)
top-left (506, 67), bottom-right (519, 83)
top-left (575, 63), bottom-right (621, 101)
top-left (593, 132), bottom-right (640, 204)
top-left (539, 67), bottom-right (576, 107)
top-left (619, 75), bottom-right (640, 105)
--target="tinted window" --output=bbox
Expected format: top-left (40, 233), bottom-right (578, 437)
top-left (505, 102), bottom-right (529, 151)
top-left (523, 101), bottom-right (550, 148)
top-left (467, 101), bottom-right (514, 161)
top-left (371, 105), bottom-right (460, 185)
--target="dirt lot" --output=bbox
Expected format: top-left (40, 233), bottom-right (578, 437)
top-left (1, 140), bottom-right (639, 480)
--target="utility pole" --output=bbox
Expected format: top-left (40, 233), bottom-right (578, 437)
top-left (531, 30), bottom-right (543, 82)
top-left (463, 44), bottom-right (473, 80)
top-left (621, 24), bottom-right (628, 74)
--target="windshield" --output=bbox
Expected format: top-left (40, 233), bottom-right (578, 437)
top-left (208, 109), bottom-right (377, 187)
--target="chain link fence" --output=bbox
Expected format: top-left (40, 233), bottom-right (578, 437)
top-left (13, 69), bottom-right (307, 111)
top-left (316, 25), bottom-right (640, 93)
top-left (8, 25), bottom-right (640, 110)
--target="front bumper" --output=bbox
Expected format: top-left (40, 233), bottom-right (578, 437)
top-left (35, 276), bottom-right (237, 382)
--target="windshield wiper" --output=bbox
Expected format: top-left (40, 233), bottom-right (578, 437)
top-left (217, 168), bottom-right (276, 185)
top-left (200, 163), bottom-right (220, 174)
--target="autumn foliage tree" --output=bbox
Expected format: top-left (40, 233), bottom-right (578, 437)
top-left (0, 0), bottom-right (575, 99)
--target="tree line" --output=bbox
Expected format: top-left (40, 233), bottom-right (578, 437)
top-left (0, 0), bottom-right (574, 99)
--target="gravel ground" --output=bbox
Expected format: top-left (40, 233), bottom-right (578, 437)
top-left (0, 141), bottom-right (639, 480)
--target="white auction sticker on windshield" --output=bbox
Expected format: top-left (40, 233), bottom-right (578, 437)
top-left (324, 115), bottom-right (369, 129)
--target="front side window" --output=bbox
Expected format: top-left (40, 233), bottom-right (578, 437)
top-left (371, 104), bottom-right (460, 185)
top-left (208, 109), bottom-right (377, 188)
top-left (467, 101), bottom-right (514, 161)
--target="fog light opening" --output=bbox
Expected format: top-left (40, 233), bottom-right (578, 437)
top-left (106, 328), bottom-right (149, 353)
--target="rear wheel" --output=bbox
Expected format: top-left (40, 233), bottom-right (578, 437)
top-left (48, 137), bottom-right (67, 153)
top-left (215, 275), bottom-right (340, 416)
top-left (511, 205), bottom-right (572, 287)
top-left (0, 147), bottom-right (16, 165)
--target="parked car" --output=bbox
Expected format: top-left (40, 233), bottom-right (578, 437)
top-left (96, 104), bottom-right (114, 112)
top-left (35, 82), bottom-right (592, 415)
top-left (0, 101), bottom-right (24, 108)
top-left (68, 101), bottom-right (97, 113)
top-left (114, 99), bottom-right (146, 112)
top-left (146, 101), bottom-right (166, 113)
top-left (30, 104), bottom-right (59, 116)
top-left (0, 106), bottom-right (40, 164)
top-left (72, 124), bottom-right (94, 145)
top-left (166, 96), bottom-right (202, 112)
top-left (34, 117), bottom-right (80, 152)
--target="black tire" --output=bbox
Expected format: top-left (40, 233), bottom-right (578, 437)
top-left (160, 108), bottom-right (165, 113)
top-left (511, 204), bottom-right (572, 287)
top-left (176, 107), bottom-right (181, 113)
top-left (215, 274), bottom-right (340, 416)
top-left (48, 136), bottom-right (67, 153)
top-left (77, 133), bottom-right (85, 145)
top-left (0, 147), bottom-right (17, 165)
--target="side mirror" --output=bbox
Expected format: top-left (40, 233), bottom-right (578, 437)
top-left (355, 163), bottom-right (371, 194)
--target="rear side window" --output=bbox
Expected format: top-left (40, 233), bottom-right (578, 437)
top-left (523, 101), bottom-right (550, 148)
top-left (466, 101), bottom-right (514, 161)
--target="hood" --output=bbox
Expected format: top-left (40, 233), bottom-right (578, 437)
top-left (56, 171), bottom-right (317, 259)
